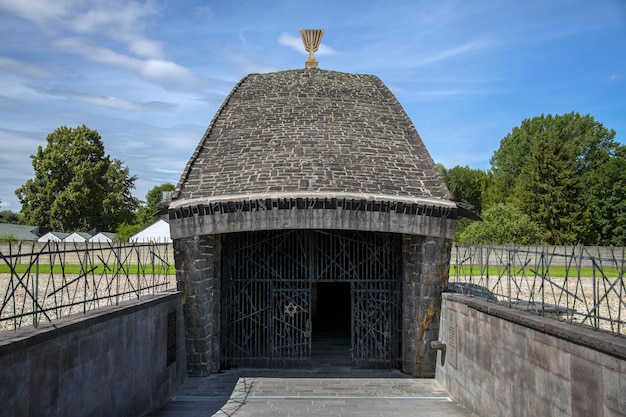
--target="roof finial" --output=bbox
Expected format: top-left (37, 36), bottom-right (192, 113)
top-left (300, 29), bottom-right (324, 69)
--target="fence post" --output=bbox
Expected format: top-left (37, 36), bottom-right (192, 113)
top-left (507, 250), bottom-right (514, 307)
top-left (540, 245), bottom-right (545, 317)
top-left (592, 257), bottom-right (599, 330)
top-left (116, 244), bottom-right (121, 306)
top-left (136, 244), bottom-right (141, 299)
top-left (151, 243), bottom-right (156, 294)
top-left (83, 247), bottom-right (88, 314)
top-left (33, 258), bottom-right (39, 328)
top-left (485, 245), bottom-right (489, 298)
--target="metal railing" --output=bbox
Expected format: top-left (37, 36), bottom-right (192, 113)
top-left (450, 244), bottom-right (626, 337)
top-left (0, 241), bottom-right (175, 331)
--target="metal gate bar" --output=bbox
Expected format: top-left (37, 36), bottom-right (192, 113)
top-left (221, 230), bottom-right (401, 369)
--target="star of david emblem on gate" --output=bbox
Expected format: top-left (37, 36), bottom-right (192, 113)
top-left (284, 302), bottom-right (298, 317)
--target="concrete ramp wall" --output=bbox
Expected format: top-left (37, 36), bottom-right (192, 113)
top-left (436, 293), bottom-right (626, 417)
top-left (0, 293), bottom-right (186, 417)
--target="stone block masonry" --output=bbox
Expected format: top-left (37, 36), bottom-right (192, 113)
top-left (0, 293), bottom-right (186, 417)
top-left (437, 293), bottom-right (626, 417)
top-left (173, 234), bottom-right (221, 376)
top-left (402, 234), bottom-right (451, 377)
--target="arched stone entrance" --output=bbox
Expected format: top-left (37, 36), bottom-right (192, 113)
top-left (172, 208), bottom-right (454, 377)
top-left (167, 65), bottom-right (462, 378)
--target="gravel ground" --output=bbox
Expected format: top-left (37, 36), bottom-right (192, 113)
top-left (2, 272), bottom-right (623, 336)
top-left (450, 274), bottom-right (625, 335)
top-left (0, 273), bottom-right (175, 332)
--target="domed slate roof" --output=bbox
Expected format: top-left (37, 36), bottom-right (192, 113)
top-left (172, 68), bottom-right (452, 207)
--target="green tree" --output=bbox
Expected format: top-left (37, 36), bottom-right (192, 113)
top-left (489, 113), bottom-right (618, 205)
top-left (586, 146), bottom-right (626, 245)
top-left (135, 183), bottom-right (175, 227)
top-left (114, 222), bottom-right (143, 242)
top-left (441, 165), bottom-right (487, 214)
top-left (488, 112), bottom-right (618, 243)
top-left (440, 164), bottom-right (487, 239)
top-left (15, 125), bottom-right (140, 232)
top-left (0, 234), bottom-right (18, 242)
top-left (458, 204), bottom-right (544, 244)
top-left (0, 210), bottom-right (23, 224)
top-left (513, 135), bottom-right (593, 244)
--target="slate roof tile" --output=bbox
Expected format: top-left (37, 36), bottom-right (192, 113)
top-left (173, 69), bottom-right (452, 204)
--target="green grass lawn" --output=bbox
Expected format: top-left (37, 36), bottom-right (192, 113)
top-left (1, 263), bottom-right (619, 278)
top-left (451, 265), bottom-right (622, 278)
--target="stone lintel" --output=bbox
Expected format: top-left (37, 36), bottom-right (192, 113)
top-left (169, 194), bottom-right (457, 240)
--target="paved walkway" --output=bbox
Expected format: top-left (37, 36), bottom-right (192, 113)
top-left (145, 368), bottom-right (478, 417)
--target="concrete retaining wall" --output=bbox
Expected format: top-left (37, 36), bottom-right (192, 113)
top-left (0, 292), bottom-right (186, 417)
top-left (452, 245), bottom-right (625, 268)
top-left (436, 293), bottom-right (626, 417)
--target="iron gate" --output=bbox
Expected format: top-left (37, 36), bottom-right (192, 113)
top-left (221, 229), bottom-right (401, 368)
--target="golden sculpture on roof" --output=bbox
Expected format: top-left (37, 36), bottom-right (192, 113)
top-left (300, 29), bottom-right (324, 69)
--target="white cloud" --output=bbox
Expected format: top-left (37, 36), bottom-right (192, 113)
top-left (0, 57), bottom-right (50, 78)
top-left (0, 0), bottom-right (73, 26)
top-left (0, 128), bottom-right (42, 208)
top-left (140, 59), bottom-right (205, 91)
top-left (0, 0), bottom-right (164, 58)
top-left (32, 86), bottom-right (177, 112)
top-left (54, 37), bottom-right (137, 67)
top-left (128, 39), bottom-right (165, 59)
top-left (415, 41), bottom-right (486, 67)
top-left (53, 37), bottom-right (206, 92)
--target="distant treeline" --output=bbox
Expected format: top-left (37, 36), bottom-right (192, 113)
top-left (440, 112), bottom-right (625, 246)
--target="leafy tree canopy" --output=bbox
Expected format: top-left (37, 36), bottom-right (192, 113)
top-left (0, 210), bottom-right (23, 224)
top-left (15, 125), bottom-right (140, 232)
top-left (585, 145), bottom-right (626, 245)
top-left (458, 204), bottom-right (544, 244)
top-left (440, 165), bottom-right (487, 214)
top-left (489, 112), bottom-right (617, 205)
top-left (114, 222), bottom-right (143, 243)
top-left (513, 134), bottom-right (593, 244)
top-left (135, 183), bottom-right (175, 228)
top-left (485, 112), bottom-right (620, 244)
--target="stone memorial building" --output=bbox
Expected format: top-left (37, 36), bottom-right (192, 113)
top-left (168, 31), bottom-right (464, 377)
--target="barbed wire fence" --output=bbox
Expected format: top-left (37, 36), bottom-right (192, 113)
top-left (3, 241), bottom-right (624, 337)
top-left (449, 244), bottom-right (625, 337)
top-left (0, 240), bottom-right (175, 331)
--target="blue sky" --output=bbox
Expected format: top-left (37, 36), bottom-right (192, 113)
top-left (1, 1), bottom-right (625, 211)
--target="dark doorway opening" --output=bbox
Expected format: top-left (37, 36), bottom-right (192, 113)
top-left (312, 282), bottom-right (351, 366)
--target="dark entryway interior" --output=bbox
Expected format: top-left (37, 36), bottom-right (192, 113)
top-left (312, 282), bottom-right (351, 366)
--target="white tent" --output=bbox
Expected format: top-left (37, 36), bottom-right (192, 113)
top-left (38, 231), bottom-right (70, 242)
top-left (64, 232), bottom-right (92, 242)
top-left (89, 232), bottom-right (115, 242)
top-left (129, 219), bottom-right (171, 243)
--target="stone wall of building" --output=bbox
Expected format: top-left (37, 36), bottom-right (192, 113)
top-left (0, 293), bottom-right (185, 417)
top-left (173, 234), bottom-right (221, 376)
top-left (436, 293), bottom-right (626, 417)
top-left (173, 227), bottom-right (454, 376)
top-left (402, 235), bottom-right (451, 377)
